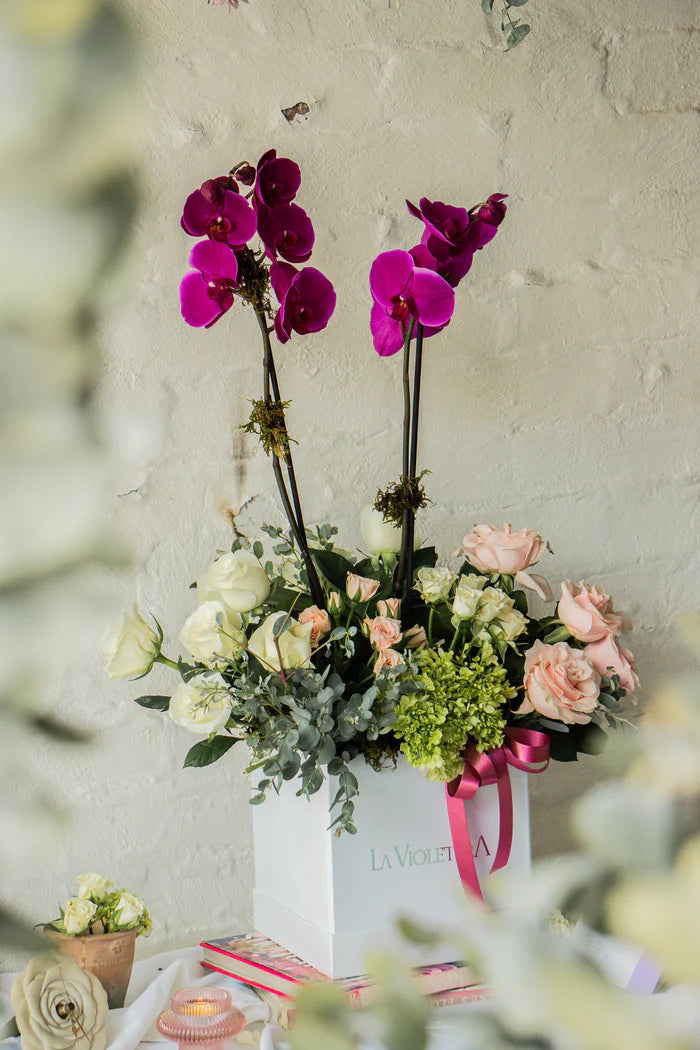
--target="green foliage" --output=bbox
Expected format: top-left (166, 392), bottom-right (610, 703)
top-left (393, 647), bottom-right (512, 781)
top-left (134, 695), bottom-right (170, 711)
top-left (374, 471), bottom-right (431, 527)
top-left (183, 735), bottom-right (238, 767)
top-left (482, 0), bottom-right (532, 51)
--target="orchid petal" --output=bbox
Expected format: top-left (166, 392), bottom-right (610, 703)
top-left (189, 240), bottom-right (239, 283)
top-left (369, 250), bottom-right (414, 308)
top-left (370, 302), bottom-right (405, 357)
top-left (270, 261), bottom-right (298, 304)
top-left (408, 268), bottom-right (455, 327)
top-left (180, 272), bottom-right (230, 328)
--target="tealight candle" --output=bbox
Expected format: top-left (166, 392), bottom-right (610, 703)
top-left (156, 987), bottom-right (245, 1048)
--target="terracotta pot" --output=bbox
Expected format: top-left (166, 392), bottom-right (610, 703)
top-left (45, 928), bottom-right (139, 1009)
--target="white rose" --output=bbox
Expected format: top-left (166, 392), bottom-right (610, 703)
top-left (248, 613), bottom-right (313, 672)
top-left (360, 505), bottom-right (403, 554)
top-left (75, 873), bottom-right (113, 903)
top-left (102, 604), bottom-right (161, 679)
top-left (452, 574), bottom-right (487, 618)
top-left (492, 604), bottom-right (529, 642)
top-left (417, 566), bottom-right (457, 604)
top-left (179, 601), bottom-right (245, 665)
top-left (111, 891), bottom-right (145, 930)
top-left (197, 549), bottom-right (270, 613)
top-left (63, 896), bottom-right (97, 935)
top-left (476, 586), bottom-right (512, 623)
top-left (168, 672), bottom-right (232, 735)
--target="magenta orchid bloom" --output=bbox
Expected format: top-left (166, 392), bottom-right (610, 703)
top-left (255, 150), bottom-right (302, 209)
top-left (181, 177), bottom-right (257, 249)
top-left (180, 240), bottom-right (239, 328)
top-left (257, 203), bottom-right (315, 263)
top-left (468, 193), bottom-right (508, 250)
top-left (369, 250), bottom-right (455, 357)
top-left (406, 194), bottom-right (508, 286)
top-left (271, 262), bottom-right (336, 344)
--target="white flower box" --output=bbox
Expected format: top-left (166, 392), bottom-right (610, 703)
top-left (252, 757), bottom-right (531, 978)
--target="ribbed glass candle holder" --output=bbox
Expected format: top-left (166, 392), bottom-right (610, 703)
top-left (156, 987), bottom-right (246, 1048)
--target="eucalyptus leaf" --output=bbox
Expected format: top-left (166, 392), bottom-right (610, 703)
top-left (183, 735), bottom-right (238, 768)
top-left (134, 695), bottom-right (170, 711)
top-left (481, 0), bottom-right (495, 11)
top-left (505, 22), bottom-right (531, 48)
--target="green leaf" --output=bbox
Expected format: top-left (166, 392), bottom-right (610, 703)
top-left (253, 540), bottom-right (264, 560)
top-left (544, 625), bottom-right (572, 644)
top-left (183, 735), bottom-right (238, 768)
top-left (507, 0), bottom-right (529, 5)
top-left (505, 22), bottom-right (530, 48)
top-left (271, 613), bottom-right (290, 639)
top-left (481, 0), bottom-right (495, 10)
top-left (313, 548), bottom-right (354, 589)
top-left (134, 695), bottom-right (170, 711)
top-left (411, 546), bottom-right (438, 571)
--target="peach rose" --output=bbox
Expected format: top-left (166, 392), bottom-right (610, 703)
top-left (558, 580), bottom-right (632, 643)
top-left (461, 523), bottom-right (546, 575)
top-left (404, 625), bottom-right (428, 650)
top-left (374, 648), bottom-right (404, 675)
top-left (365, 615), bottom-right (402, 651)
top-left (517, 640), bottom-right (601, 725)
top-left (584, 634), bottom-right (640, 698)
top-left (299, 605), bottom-right (332, 647)
top-left (328, 591), bottom-right (343, 613)
top-left (346, 573), bottom-right (380, 602)
top-left (377, 598), bottom-right (401, 618)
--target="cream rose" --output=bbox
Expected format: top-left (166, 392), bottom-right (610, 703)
top-left (168, 672), bottom-right (232, 735)
top-left (197, 549), bottom-right (271, 613)
top-left (11, 954), bottom-right (108, 1050)
top-left (111, 891), bottom-right (146, 930)
top-left (298, 605), bottom-right (332, 646)
top-left (365, 615), bottom-right (402, 651)
top-left (451, 574), bottom-right (487, 618)
top-left (584, 634), bottom-right (640, 697)
top-left (360, 505), bottom-right (403, 554)
top-left (179, 601), bottom-right (245, 664)
top-left (346, 573), bottom-right (380, 602)
top-left (461, 523), bottom-right (546, 575)
top-left (75, 873), bottom-right (113, 903)
top-left (491, 603), bottom-right (529, 643)
top-left (404, 625), bottom-right (428, 650)
top-left (558, 580), bottom-right (632, 643)
top-left (417, 566), bottom-right (457, 604)
top-left (62, 896), bottom-right (97, 935)
top-left (374, 648), bottom-right (405, 676)
top-left (517, 640), bottom-right (600, 725)
top-left (248, 613), bottom-right (313, 671)
top-left (102, 604), bottom-right (161, 679)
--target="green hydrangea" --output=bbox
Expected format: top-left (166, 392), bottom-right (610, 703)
top-left (393, 647), bottom-right (514, 782)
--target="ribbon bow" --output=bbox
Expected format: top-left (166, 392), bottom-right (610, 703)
top-left (445, 727), bottom-right (550, 902)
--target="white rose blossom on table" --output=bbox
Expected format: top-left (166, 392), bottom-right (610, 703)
top-left (45, 873), bottom-right (151, 936)
top-left (106, 150), bottom-right (639, 833)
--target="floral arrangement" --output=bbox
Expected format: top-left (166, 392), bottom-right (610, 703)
top-left (105, 149), bottom-right (639, 834)
top-left (45, 873), bottom-right (151, 937)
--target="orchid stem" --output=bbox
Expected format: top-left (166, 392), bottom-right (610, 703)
top-left (254, 306), bottom-right (326, 611)
top-left (403, 322), bottom-right (424, 620)
top-left (395, 319), bottom-right (415, 597)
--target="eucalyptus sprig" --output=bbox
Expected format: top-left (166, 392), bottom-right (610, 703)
top-left (482, 0), bottom-right (531, 50)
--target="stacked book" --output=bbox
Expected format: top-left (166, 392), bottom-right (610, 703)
top-left (201, 933), bottom-right (492, 1011)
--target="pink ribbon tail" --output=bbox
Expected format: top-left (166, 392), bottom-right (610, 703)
top-left (445, 727), bottom-right (550, 901)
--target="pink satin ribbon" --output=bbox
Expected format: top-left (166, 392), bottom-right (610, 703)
top-left (445, 727), bottom-right (550, 902)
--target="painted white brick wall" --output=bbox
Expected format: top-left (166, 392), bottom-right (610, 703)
top-left (5, 0), bottom-right (698, 960)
